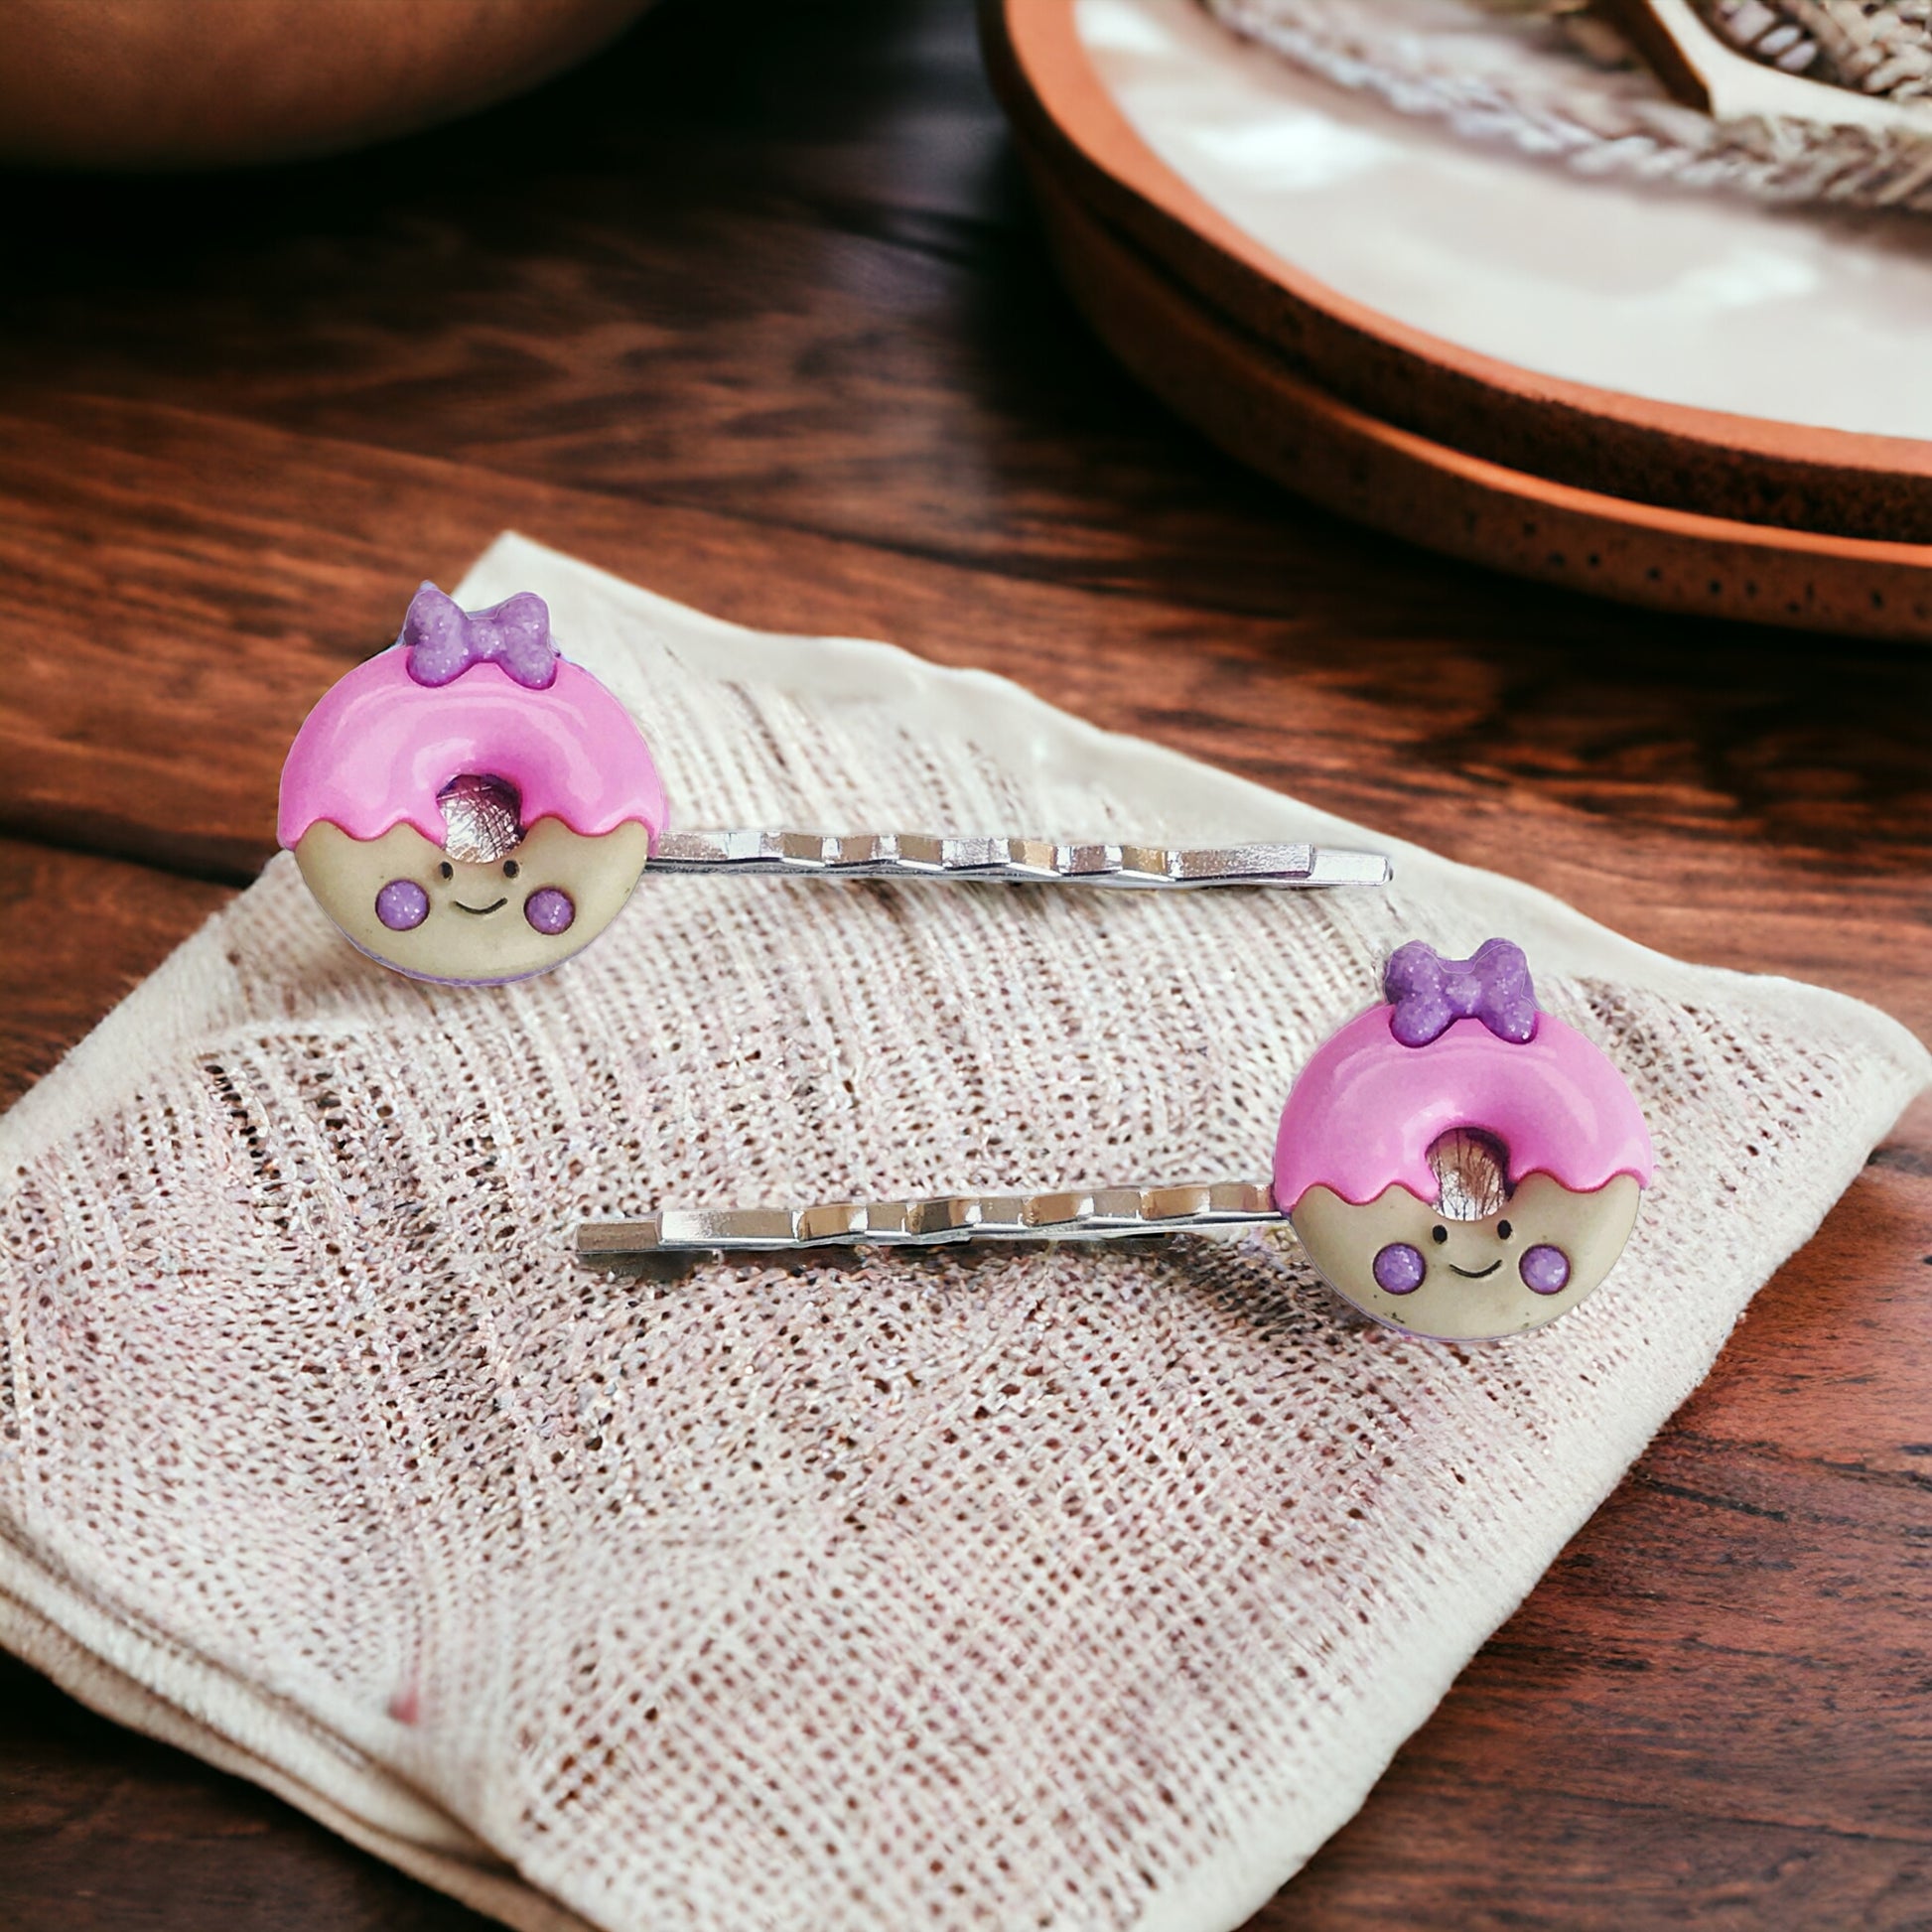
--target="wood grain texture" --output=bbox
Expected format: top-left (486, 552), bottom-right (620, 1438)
top-left (0, 840), bottom-right (231, 1104)
top-left (0, 1655), bottom-right (478, 1931)
top-left (0, 1), bottom-right (1927, 1928)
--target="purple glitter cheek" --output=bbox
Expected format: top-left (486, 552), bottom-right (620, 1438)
top-left (1520, 1244), bottom-right (1572, 1295)
top-left (524, 888), bottom-right (576, 935)
top-left (1372, 1242), bottom-right (1427, 1295)
top-left (375, 879), bottom-right (430, 931)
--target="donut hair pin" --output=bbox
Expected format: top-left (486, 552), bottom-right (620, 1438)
top-left (1273, 939), bottom-right (1654, 1339)
top-left (578, 939), bottom-right (1654, 1343)
top-left (280, 584), bottom-right (668, 985)
top-left (280, 584), bottom-right (1392, 986)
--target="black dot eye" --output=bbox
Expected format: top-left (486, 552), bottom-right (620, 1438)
top-left (1498, 1220), bottom-right (1514, 1241)
top-left (1431, 1225), bottom-right (1449, 1245)
top-left (502, 860), bottom-right (519, 879)
top-left (439, 862), bottom-right (454, 881)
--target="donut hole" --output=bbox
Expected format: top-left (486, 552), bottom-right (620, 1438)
top-left (438, 772), bottom-right (525, 866)
top-left (1428, 1127), bottom-right (1511, 1221)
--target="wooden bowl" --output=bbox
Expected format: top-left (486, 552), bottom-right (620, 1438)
top-left (0, 0), bottom-right (655, 169)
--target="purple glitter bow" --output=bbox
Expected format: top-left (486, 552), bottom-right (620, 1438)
top-left (401, 583), bottom-right (559, 690)
top-left (1383, 937), bottom-right (1539, 1048)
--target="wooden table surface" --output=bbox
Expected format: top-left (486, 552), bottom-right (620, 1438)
top-left (2, 2), bottom-right (1928, 1926)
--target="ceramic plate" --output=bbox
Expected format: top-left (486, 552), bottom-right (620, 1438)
top-left (986, 0), bottom-right (1932, 562)
top-left (1029, 165), bottom-right (1932, 637)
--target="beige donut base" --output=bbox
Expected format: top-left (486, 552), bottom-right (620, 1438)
top-left (1293, 1173), bottom-right (1645, 1341)
top-left (294, 819), bottom-right (652, 985)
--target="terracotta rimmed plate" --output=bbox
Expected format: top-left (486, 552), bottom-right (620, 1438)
top-left (1029, 163), bottom-right (1932, 638)
top-left (983, 0), bottom-right (1932, 561)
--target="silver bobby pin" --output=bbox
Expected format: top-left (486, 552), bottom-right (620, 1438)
top-left (281, 584), bottom-right (1395, 991)
top-left (576, 936), bottom-right (1659, 1346)
top-left (648, 831), bottom-right (1391, 891)
top-left (579, 1181), bottom-right (1284, 1258)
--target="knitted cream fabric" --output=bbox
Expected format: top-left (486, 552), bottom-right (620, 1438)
top-left (1, 532), bottom-right (1925, 1932)
top-left (1205, 0), bottom-right (1932, 212)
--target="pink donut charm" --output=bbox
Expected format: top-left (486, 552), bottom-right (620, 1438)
top-left (1275, 939), bottom-right (1654, 1340)
top-left (279, 584), bottom-right (668, 985)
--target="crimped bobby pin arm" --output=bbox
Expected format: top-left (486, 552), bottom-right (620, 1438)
top-left (649, 831), bottom-right (1391, 891)
top-left (578, 1181), bottom-right (1286, 1258)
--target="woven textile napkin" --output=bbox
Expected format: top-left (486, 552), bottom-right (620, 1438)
top-left (1205, 0), bottom-right (1932, 213)
top-left (2, 533), bottom-right (1925, 1932)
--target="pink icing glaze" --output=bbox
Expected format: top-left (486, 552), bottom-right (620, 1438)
top-left (277, 645), bottom-right (668, 850)
top-left (1273, 1006), bottom-right (1654, 1212)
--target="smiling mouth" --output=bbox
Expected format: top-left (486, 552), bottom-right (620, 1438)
top-left (1449, 1261), bottom-right (1502, 1280)
top-left (453, 897), bottom-right (508, 916)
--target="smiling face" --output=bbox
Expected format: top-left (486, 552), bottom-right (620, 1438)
top-left (1291, 1168), bottom-right (1643, 1341)
top-left (293, 815), bottom-right (651, 984)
